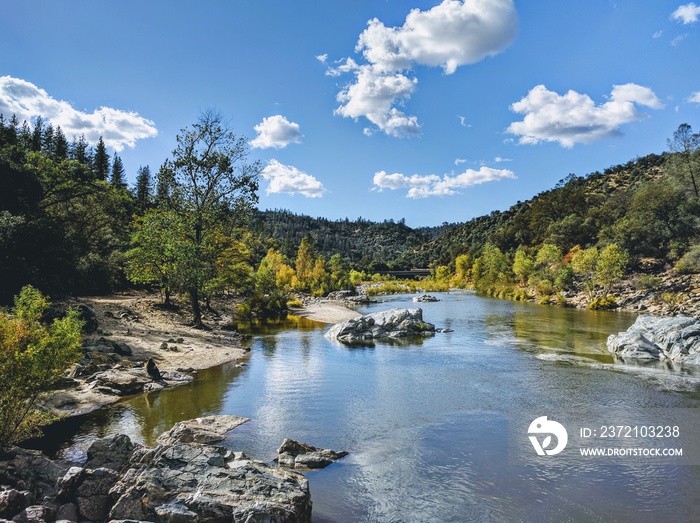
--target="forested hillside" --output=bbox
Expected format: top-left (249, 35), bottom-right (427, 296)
top-left (251, 210), bottom-right (452, 271)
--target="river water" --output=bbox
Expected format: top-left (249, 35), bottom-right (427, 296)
top-left (33, 292), bottom-right (700, 522)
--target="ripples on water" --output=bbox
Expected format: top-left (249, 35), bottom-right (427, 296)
top-left (29, 291), bottom-right (700, 522)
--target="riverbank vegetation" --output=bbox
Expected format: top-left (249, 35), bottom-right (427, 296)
top-left (1, 112), bottom-right (699, 321)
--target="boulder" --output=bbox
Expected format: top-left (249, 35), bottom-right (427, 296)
top-left (276, 439), bottom-right (348, 469)
top-left (0, 447), bottom-right (69, 503)
top-left (0, 488), bottom-right (25, 520)
top-left (607, 315), bottom-right (700, 365)
top-left (108, 443), bottom-right (311, 522)
top-left (85, 435), bottom-right (139, 472)
top-left (412, 294), bottom-right (439, 302)
top-left (74, 304), bottom-right (98, 334)
top-left (156, 415), bottom-right (249, 446)
top-left (55, 467), bottom-right (120, 522)
top-left (89, 370), bottom-right (149, 396)
top-left (325, 308), bottom-right (435, 344)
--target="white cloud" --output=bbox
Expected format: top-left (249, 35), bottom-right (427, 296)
top-left (672, 34), bottom-right (689, 45)
top-left (494, 156), bottom-right (512, 162)
top-left (373, 165), bottom-right (515, 198)
top-left (315, 53), bottom-right (328, 64)
top-left (690, 91), bottom-right (700, 104)
top-left (251, 114), bottom-right (302, 149)
top-left (506, 83), bottom-right (663, 148)
top-left (327, 0), bottom-right (518, 137)
top-left (0, 75), bottom-right (157, 151)
top-left (672, 3), bottom-right (700, 24)
top-left (454, 158), bottom-right (468, 165)
top-left (262, 160), bottom-right (327, 198)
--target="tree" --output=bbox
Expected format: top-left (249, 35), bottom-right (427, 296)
top-left (535, 243), bottom-right (562, 281)
top-left (126, 209), bottom-right (186, 305)
top-left (0, 286), bottom-right (82, 446)
top-left (595, 244), bottom-right (629, 297)
top-left (93, 137), bottom-right (110, 181)
top-left (135, 165), bottom-right (152, 213)
top-left (167, 110), bottom-right (260, 326)
top-left (111, 153), bottom-right (126, 189)
top-left (667, 123), bottom-right (699, 197)
top-left (294, 236), bottom-right (317, 290)
top-left (52, 126), bottom-right (69, 160)
top-left (512, 247), bottom-right (534, 285)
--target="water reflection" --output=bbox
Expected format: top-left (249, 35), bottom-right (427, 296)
top-left (26, 292), bottom-right (700, 522)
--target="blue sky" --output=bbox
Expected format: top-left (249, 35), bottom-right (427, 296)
top-left (1, 0), bottom-right (699, 226)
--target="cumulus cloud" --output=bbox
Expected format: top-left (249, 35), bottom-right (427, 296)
top-left (327, 0), bottom-right (517, 137)
top-left (672, 3), bottom-right (700, 24)
top-left (251, 115), bottom-right (302, 149)
top-left (506, 83), bottom-right (663, 148)
top-left (690, 91), bottom-right (700, 104)
top-left (373, 165), bottom-right (515, 198)
top-left (261, 159), bottom-right (327, 198)
top-left (0, 75), bottom-right (156, 151)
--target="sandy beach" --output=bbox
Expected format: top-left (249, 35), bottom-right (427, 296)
top-left (290, 301), bottom-right (362, 324)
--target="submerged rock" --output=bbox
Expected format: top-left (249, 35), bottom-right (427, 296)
top-left (325, 308), bottom-right (435, 344)
top-left (607, 315), bottom-right (700, 365)
top-left (276, 439), bottom-right (348, 469)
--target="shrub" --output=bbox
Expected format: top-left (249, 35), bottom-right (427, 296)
top-left (675, 245), bottom-right (700, 274)
top-left (0, 286), bottom-right (83, 447)
top-left (588, 296), bottom-right (618, 310)
top-left (634, 274), bottom-right (662, 290)
top-left (286, 297), bottom-right (304, 308)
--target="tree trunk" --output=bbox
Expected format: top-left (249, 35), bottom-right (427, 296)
top-left (190, 287), bottom-right (202, 327)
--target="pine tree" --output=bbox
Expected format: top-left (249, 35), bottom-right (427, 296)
top-left (111, 153), bottom-right (126, 189)
top-left (71, 135), bottom-right (91, 166)
top-left (52, 126), bottom-right (69, 159)
top-left (155, 161), bottom-right (174, 206)
top-left (31, 116), bottom-right (43, 152)
top-left (93, 137), bottom-right (110, 181)
top-left (42, 123), bottom-right (54, 154)
top-left (135, 165), bottom-right (152, 213)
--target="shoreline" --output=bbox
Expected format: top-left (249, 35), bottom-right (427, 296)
top-left (40, 294), bottom-right (248, 419)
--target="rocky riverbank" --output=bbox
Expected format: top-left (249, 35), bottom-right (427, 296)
top-left (39, 294), bottom-right (248, 419)
top-left (0, 415), bottom-right (346, 522)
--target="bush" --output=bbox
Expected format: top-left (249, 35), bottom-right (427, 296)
top-left (635, 274), bottom-right (663, 290)
top-left (588, 296), bottom-right (618, 310)
top-left (0, 286), bottom-right (83, 447)
top-left (675, 245), bottom-right (700, 274)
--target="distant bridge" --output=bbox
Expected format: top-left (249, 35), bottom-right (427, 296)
top-left (375, 269), bottom-right (432, 279)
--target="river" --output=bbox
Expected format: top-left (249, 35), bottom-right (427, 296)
top-left (32, 291), bottom-right (700, 522)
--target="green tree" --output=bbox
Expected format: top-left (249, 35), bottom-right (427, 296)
top-left (595, 244), bottom-right (629, 297)
top-left (667, 123), bottom-right (699, 198)
top-left (135, 165), bottom-right (152, 213)
top-left (167, 110), bottom-right (260, 326)
top-left (93, 137), bottom-right (110, 181)
top-left (454, 253), bottom-right (472, 284)
top-left (126, 209), bottom-right (186, 305)
top-left (512, 247), bottom-right (534, 286)
top-left (0, 286), bottom-right (82, 446)
top-left (535, 243), bottom-right (562, 282)
top-left (111, 153), bottom-right (126, 189)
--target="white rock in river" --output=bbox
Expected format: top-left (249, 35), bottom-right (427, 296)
top-left (607, 314), bottom-right (700, 365)
top-left (325, 308), bottom-right (435, 344)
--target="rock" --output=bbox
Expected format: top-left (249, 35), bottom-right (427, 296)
top-left (158, 371), bottom-right (193, 383)
top-left (325, 308), bottom-right (435, 344)
top-left (74, 304), bottom-right (98, 334)
top-left (0, 447), bottom-right (69, 503)
top-left (108, 442), bottom-right (311, 522)
top-left (0, 489), bottom-right (25, 520)
top-left (607, 315), bottom-right (700, 365)
top-left (158, 342), bottom-right (169, 351)
top-left (346, 294), bottom-right (370, 304)
top-left (437, 328), bottom-right (454, 333)
top-left (55, 467), bottom-right (120, 522)
top-left (143, 382), bottom-right (165, 393)
top-left (326, 290), bottom-right (355, 300)
top-left (90, 370), bottom-right (149, 396)
top-left (110, 342), bottom-right (132, 357)
top-left (54, 502), bottom-right (77, 522)
top-left (412, 294), bottom-right (439, 302)
top-left (10, 504), bottom-right (55, 522)
top-left (156, 415), bottom-right (249, 446)
top-left (276, 439), bottom-right (348, 469)
top-left (85, 435), bottom-right (139, 472)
